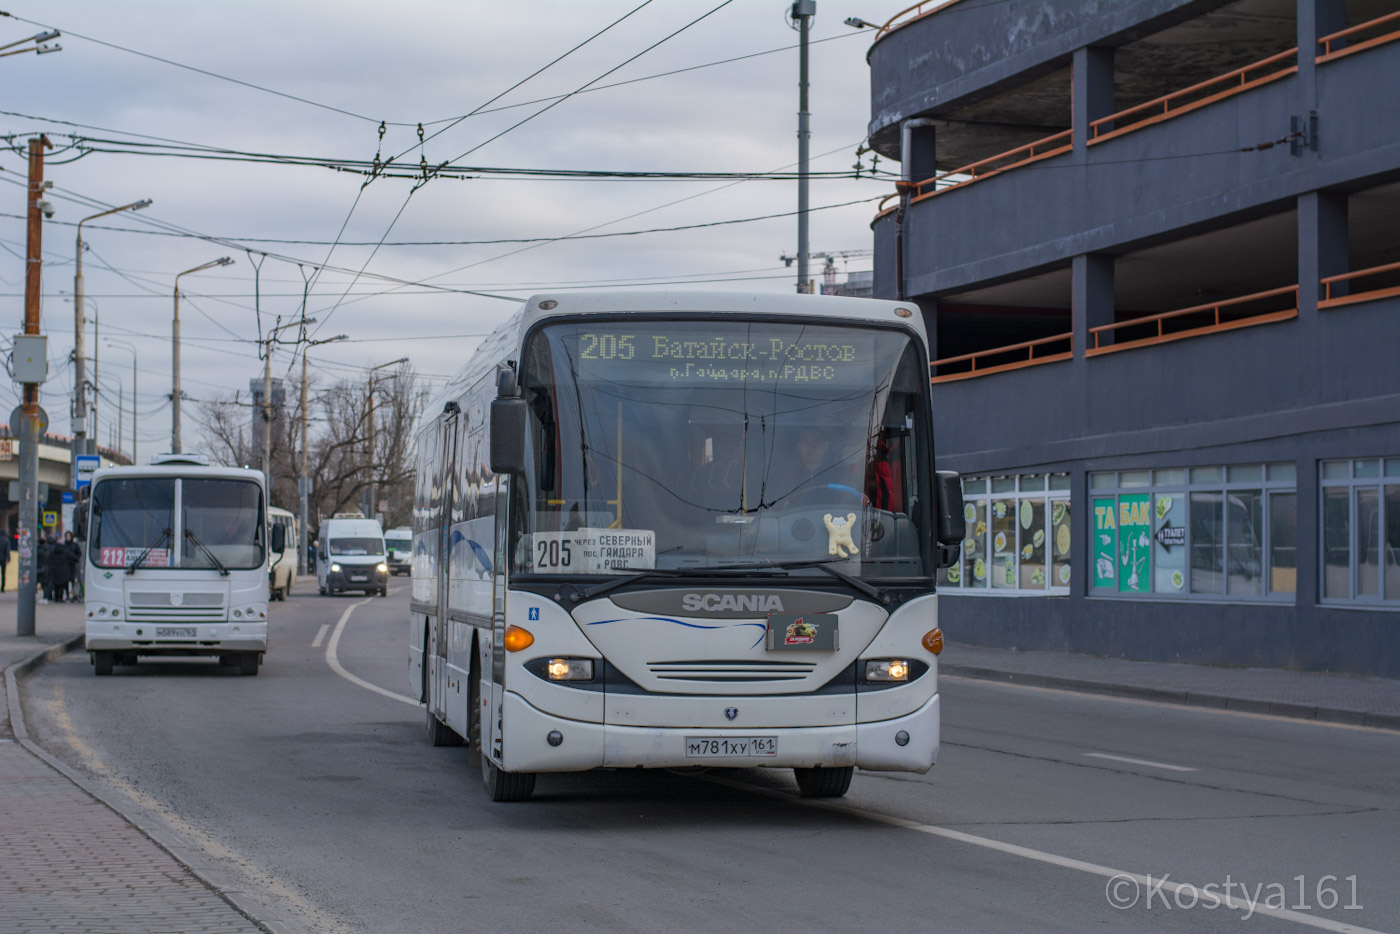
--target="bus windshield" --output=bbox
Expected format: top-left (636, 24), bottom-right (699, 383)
top-left (91, 477), bottom-right (175, 568)
top-left (515, 319), bottom-right (933, 580)
top-left (330, 537), bottom-right (383, 556)
top-left (182, 479), bottom-right (265, 570)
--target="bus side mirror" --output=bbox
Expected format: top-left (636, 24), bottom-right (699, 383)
top-left (934, 470), bottom-right (965, 569)
top-left (490, 367), bottom-right (527, 475)
top-left (271, 523), bottom-right (286, 554)
top-left (74, 489), bottom-right (89, 541)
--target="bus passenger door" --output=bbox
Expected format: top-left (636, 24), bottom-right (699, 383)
top-left (430, 415), bottom-right (457, 720)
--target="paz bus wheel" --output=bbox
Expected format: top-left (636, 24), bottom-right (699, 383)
top-left (793, 766), bottom-right (853, 798)
top-left (237, 653), bottom-right (260, 676)
top-left (93, 651), bottom-right (114, 676)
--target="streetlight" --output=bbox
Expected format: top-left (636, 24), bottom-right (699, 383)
top-left (103, 339), bottom-right (138, 464)
top-left (366, 357), bottom-right (408, 520)
top-left (259, 317), bottom-right (316, 483)
top-left (0, 28), bottom-right (61, 58)
top-left (73, 199), bottom-right (149, 467)
top-left (172, 257), bottom-right (233, 453)
top-left (298, 333), bottom-right (348, 573)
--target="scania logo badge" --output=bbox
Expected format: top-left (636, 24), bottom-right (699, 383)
top-left (170, 592), bottom-right (184, 607)
top-left (724, 707), bottom-right (738, 721)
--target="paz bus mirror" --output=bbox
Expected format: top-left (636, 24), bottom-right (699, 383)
top-left (934, 470), bottom-right (966, 569)
top-left (270, 523), bottom-right (286, 554)
top-left (74, 488), bottom-right (89, 541)
top-left (490, 367), bottom-right (527, 475)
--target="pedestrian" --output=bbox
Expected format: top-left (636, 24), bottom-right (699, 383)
top-left (62, 531), bottom-right (83, 602)
top-left (308, 538), bottom-right (318, 573)
top-left (48, 533), bottom-right (74, 603)
top-left (37, 535), bottom-right (52, 602)
top-left (0, 528), bottom-right (10, 593)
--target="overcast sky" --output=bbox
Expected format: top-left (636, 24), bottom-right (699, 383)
top-left (1, 1), bottom-right (889, 456)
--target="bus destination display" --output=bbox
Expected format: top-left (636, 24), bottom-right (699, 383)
top-left (570, 325), bottom-right (877, 386)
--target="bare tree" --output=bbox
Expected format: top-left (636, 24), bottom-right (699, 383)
top-left (194, 364), bottom-right (425, 533)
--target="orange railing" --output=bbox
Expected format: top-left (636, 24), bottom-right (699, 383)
top-left (1320, 260), bottom-right (1400, 309)
top-left (1089, 48), bottom-right (1297, 145)
top-left (1085, 286), bottom-right (1298, 356)
top-left (931, 332), bottom-right (1073, 383)
top-left (1318, 10), bottom-right (1400, 62)
top-left (874, 0), bottom-right (970, 42)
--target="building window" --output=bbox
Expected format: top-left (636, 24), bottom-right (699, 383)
top-left (939, 474), bottom-right (1070, 594)
top-left (1320, 458), bottom-right (1400, 605)
top-left (1089, 464), bottom-right (1296, 601)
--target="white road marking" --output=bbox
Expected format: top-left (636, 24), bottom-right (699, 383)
top-left (940, 674), bottom-right (1400, 735)
top-left (311, 624), bottom-right (330, 648)
top-left (701, 774), bottom-right (1386, 934)
top-left (324, 596), bottom-right (419, 707)
top-left (1085, 752), bottom-right (1197, 772)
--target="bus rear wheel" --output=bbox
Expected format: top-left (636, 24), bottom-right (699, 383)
top-left (793, 766), bottom-right (853, 798)
top-left (426, 705), bottom-right (462, 747)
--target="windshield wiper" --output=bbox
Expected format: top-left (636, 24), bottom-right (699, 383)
top-left (704, 557), bottom-right (889, 605)
top-left (126, 528), bottom-right (172, 575)
top-left (568, 564), bottom-right (750, 603)
top-left (185, 528), bottom-right (229, 576)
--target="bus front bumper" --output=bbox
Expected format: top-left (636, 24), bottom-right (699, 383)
top-left (85, 621), bottom-right (268, 654)
top-left (499, 691), bottom-right (939, 774)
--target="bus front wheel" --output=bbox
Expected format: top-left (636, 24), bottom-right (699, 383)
top-left (793, 766), bottom-right (853, 798)
top-left (93, 651), bottom-right (114, 676)
top-left (481, 754), bottom-right (535, 802)
top-left (237, 653), bottom-right (260, 676)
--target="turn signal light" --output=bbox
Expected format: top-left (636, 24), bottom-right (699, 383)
top-left (923, 627), bottom-right (944, 655)
top-left (503, 625), bottom-right (534, 652)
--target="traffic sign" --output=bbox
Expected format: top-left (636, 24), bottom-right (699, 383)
top-left (41, 510), bottom-right (56, 527)
top-left (75, 454), bottom-right (101, 490)
top-left (9, 404), bottom-right (49, 438)
top-left (8, 481), bottom-right (47, 502)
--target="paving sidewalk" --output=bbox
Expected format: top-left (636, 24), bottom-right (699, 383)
top-left (941, 641), bottom-right (1400, 729)
top-left (0, 592), bottom-right (267, 934)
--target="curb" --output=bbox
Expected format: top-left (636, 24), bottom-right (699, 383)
top-left (3, 637), bottom-right (292, 934)
top-left (939, 663), bottom-right (1400, 732)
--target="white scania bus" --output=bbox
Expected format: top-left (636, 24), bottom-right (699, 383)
top-left (410, 291), bottom-right (964, 801)
top-left (80, 454), bottom-right (278, 676)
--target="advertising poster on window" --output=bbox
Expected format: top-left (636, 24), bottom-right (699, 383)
top-left (1117, 493), bottom-right (1152, 593)
top-left (1153, 493), bottom-right (1186, 592)
top-left (1093, 498), bottom-right (1116, 588)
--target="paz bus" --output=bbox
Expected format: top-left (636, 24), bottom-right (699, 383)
top-left (410, 291), bottom-right (965, 801)
top-left (79, 453), bottom-right (278, 676)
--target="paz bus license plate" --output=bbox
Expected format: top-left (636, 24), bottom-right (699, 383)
top-left (685, 736), bottom-right (778, 758)
top-left (155, 627), bottom-right (196, 638)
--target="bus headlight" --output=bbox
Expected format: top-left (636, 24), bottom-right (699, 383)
top-left (865, 659), bottom-right (910, 682)
top-left (546, 658), bottom-right (594, 681)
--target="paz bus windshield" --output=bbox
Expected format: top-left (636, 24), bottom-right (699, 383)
top-left (90, 476), bottom-right (265, 570)
top-left (514, 319), bottom-right (934, 580)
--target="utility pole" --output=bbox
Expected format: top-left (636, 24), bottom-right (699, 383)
top-left (17, 135), bottom-right (52, 636)
top-left (172, 257), bottom-right (232, 453)
top-left (260, 318), bottom-right (308, 489)
top-left (298, 333), bottom-right (346, 573)
top-left (104, 339), bottom-right (137, 464)
top-left (366, 357), bottom-right (407, 522)
top-left (75, 200), bottom-right (149, 469)
top-left (793, 0), bottom-right (815, 294)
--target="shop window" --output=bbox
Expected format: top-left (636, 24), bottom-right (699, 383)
top-left (1089, 464), bottom-right (1296, 601)
top-left (1320, 459), bottom-right (1400, 605)
top-left (939, 474), bottom-right (1070, 594)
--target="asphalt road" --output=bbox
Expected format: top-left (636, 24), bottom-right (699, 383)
top-left (21, 587), bottom-right (1400, 934)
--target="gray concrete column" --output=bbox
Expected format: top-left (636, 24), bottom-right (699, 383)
top-left (1298, 0), bottom-right (1350, 98)
top-left (1072, 253), bottom-right (1115, 355)
top-left (1297, 190), bottom-right (1349, 312)
top-left (1072, 46), bottom-right (1115, 152)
